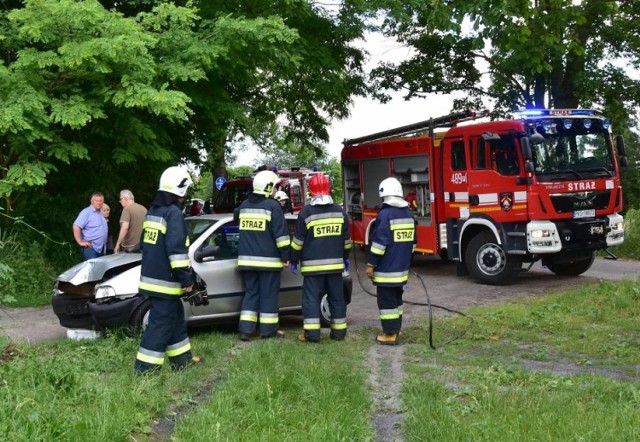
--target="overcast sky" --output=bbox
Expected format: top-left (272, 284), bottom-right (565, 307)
top-left (234, 32), bottom-right (460, 166)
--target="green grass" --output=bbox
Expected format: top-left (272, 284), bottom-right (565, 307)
top-left (0, 329), bottom-right (237, 441)
top-left (173, 335), bottom-right (374, 442)
top-left (401, 279), bottom-right (640, 441)
top-left (1, 281), bottom-right (639, 441)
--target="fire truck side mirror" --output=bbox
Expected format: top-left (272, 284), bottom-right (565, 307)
top-left (528, 131), bottom-right (545, 145)
top-left (520, 136), bottom-right (533, 161)
top-left (615, 135), bottom-right (627, 167)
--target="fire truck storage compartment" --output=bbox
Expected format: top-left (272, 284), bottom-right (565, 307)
top-left (362, 159), bottom-right (390, 209)
top-left (393, 155), bottom-right (431, 220)
top-left (343, 162), bottom-right (361, 220)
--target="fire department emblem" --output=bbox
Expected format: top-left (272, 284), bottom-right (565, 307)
top-left (500, 192), bottom-right (513, 212)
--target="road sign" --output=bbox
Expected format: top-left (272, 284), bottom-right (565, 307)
top-left (215, 176), bottom-right (227, 190)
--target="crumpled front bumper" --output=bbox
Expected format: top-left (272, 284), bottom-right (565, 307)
top-left (51, 292), bottom-right (95, 329)
top-left (52, 291), bottom-right (144, 331)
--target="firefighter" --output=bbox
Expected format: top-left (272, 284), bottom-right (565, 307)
top-left (134, 166), bottom-right (197, 374)
top-left (274, 190), bottom-right (294, 214)
top-left (235, 170), bottom-right (291, 340)
top-left (290, 174), bottom-right (351, 342)
top-left (366, 177), bottom-right (416, 345)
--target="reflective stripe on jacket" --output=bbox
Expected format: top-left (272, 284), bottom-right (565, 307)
top-left (367, 205), bottom-right (416, 287)
top-left (138, 203), bottom-right (193, 298)
top-left (291, 203), bottom-right (351, 275)
top-left (234, 194), bottom-right (290, 271)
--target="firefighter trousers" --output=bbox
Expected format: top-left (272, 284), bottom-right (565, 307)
top-left (301, 273), bottom-right (347, 341)
top-left (377, 285), bottom-right (404, 334)
top-left (238, 270), bottom-right (281, 337)
top-left (134, 296), bottom-right (193, 374)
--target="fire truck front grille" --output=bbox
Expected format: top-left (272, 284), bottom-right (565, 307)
top-left (549, 190), bottom-right (610, 214)
top-left (555, 219), bottom-right (608, 249)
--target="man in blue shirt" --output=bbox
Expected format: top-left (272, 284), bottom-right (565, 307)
top-left (73, 192), bottom-right (108, 260)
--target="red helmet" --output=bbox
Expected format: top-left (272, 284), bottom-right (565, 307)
top-left (308, 174), bottom-right (331, 197)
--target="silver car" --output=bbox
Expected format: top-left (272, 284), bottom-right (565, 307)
top-left (52, 214), bottom-right (352, 332)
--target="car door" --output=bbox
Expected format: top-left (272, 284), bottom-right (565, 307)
top-left (187, 217), bottom-right (303, 320)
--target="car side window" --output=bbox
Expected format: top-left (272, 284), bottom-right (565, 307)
top-left (201, 222), bottom-right (239, 260)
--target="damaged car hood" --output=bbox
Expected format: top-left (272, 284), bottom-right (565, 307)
top-left (57, 253), bottom-right (142, 286)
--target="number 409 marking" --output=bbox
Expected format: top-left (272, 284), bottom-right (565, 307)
top-left (451, 172), bottom-right (467, 184)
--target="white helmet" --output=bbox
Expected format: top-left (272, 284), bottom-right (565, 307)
top-left (274, 190), bottom-right (289, 201)
top-left (253, 170), bottom-right (278, 196)
top-left (378, 177), bottom-right (403, 198)
top-left (159, 166), bottom-right (193, 197)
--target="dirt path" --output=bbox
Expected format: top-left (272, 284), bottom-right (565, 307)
top-left (0, 306), bottom-right (67, 344)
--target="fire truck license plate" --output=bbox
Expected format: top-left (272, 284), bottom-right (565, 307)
top-left (590, 225), bottom-right (604, 235)
top-left (573, 209), bottom-right (595, 218)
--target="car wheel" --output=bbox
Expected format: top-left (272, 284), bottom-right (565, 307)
top-left (320, 293), bottom-right (331, 328)
top-left (128, 298), bottom-right (151, 335)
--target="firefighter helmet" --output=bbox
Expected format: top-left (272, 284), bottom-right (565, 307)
top-left (274, 190), bottom-right (289, 201)
top-left (159, 166), bottom-right (193, 197)
top-left (308, 174), bottom-right (331, 197)
top-left (253, 170), bottom-right (278, 196)
top-left (378, 177), bottom-right (403, 198)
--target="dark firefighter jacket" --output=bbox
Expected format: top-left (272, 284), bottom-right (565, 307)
top-left (138, 192), bottom-right (193, 298)
top-left (291, 203), bottom-right (351, 275)
top-left (234, 193), bottom-right (290, 271)
top-left (367, 204), bottom-right (416, 286)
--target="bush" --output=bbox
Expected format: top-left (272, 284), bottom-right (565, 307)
top-left (610, 208), bottom-right (640, 260)
top-left (0, 227), bottom-right (18, 305)
top-left (0, 226), bottom-right (77, 307)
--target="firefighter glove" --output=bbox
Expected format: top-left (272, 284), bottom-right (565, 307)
top-left (290, 263), bottom-right (298, 275)
top-left (366, 264), bottom-right (375, 280)
top-left (344, 259), bottom-right (350, 272)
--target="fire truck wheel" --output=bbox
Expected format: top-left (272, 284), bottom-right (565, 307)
top-left (544, 251), bottom-right (595, 276)
top-left (465, 231), bottom-right (522, 285)
top-left (320, 294), bottom-right (331, 327)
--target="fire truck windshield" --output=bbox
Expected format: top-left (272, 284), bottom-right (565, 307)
top-left (530, 129), bottom-right (615, 181)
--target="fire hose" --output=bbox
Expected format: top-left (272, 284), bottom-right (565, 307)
top-left (351, 247), bottom-right (473, 349)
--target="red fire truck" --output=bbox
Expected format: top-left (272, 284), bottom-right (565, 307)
top-left (213, 166), bottom-right (324, 213)
top-left (341, 109), bottom-right (627, 285)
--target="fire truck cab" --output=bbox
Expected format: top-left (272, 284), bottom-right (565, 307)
top-left (341, 109), bottom-right (626, 285)
top-left (213, 166), bottom-right (324, 213)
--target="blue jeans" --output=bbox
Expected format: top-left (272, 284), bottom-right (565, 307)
top-left (81, 247), bottom-right (102, 261)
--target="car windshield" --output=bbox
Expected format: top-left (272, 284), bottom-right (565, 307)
top-left (186, 218), bottom-right (218, 245)
top-left (531, 128), bottom-right (615, 181)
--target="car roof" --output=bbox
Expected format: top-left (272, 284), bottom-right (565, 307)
top-left (186, 213), bottom-right (298, 222)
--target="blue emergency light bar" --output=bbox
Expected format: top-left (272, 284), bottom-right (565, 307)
top-left (515, 109), bottom-right (601, 118)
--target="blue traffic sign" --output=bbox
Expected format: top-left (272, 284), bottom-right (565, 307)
top-left (215, 176), bottom-right (227, 190)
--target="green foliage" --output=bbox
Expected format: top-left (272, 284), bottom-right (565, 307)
top-left (0, 226), bottom-right (18, 305)
top-left (0, 224), bottom-right (75, 307)
top-left (0, 0), bottom-right (204, 210)
top-left (610, 208), bottom-right (640, 260)
top-left (371, 1), bottom-right (640, 113)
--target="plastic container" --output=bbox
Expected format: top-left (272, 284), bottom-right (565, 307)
top-left (66, 329), bottom-right (101, 340)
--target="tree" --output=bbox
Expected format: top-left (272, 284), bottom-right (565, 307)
top-left (369, 0), bottom-right (640, 208)
top-left (0, 0), bottom-right (205, 214)
top-left (189, 0), bottom-right (369, 183)
top-left (2, 0), bottom-right (371, 241)
top-left (370, 1), bottom-right (640, 115)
